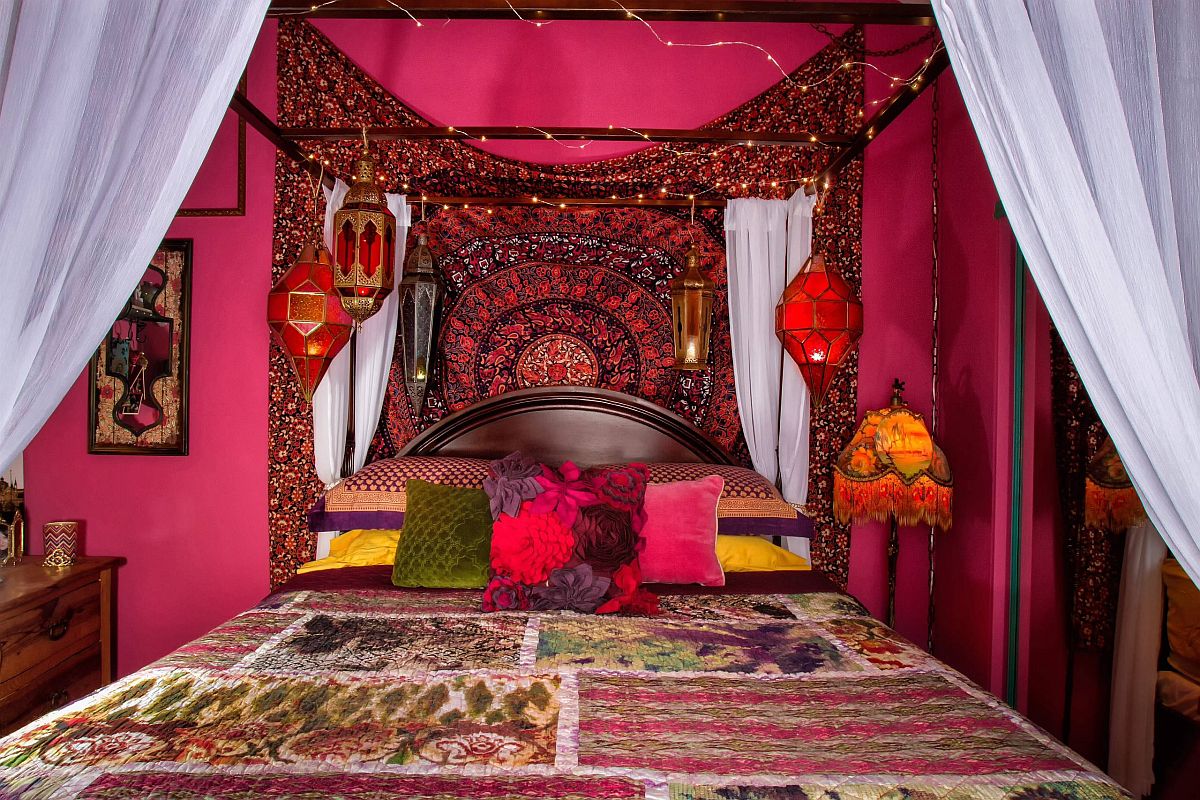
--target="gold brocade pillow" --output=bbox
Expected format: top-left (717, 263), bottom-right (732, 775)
top-left (1163, 558), bottom-right (1200, 684)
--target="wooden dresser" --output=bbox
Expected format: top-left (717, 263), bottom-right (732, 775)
top-left (0, 557), bottom-right (124, 736)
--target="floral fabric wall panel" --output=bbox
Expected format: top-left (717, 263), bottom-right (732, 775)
top-left (269, 20), bottom-right (864, 587)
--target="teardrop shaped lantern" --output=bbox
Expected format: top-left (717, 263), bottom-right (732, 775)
top-left (332, 146), bottom-right (397, 323)
top-left (1084, 435), bottom-right (1147, 532)
top-left (774, 253), bottom-right (863, 406)
top-left (267, 239), bottom-right (353, 402)
top-left (669, 245), bottom-right (715, 370)
top-left (398, 233), bottom-right (445, 415)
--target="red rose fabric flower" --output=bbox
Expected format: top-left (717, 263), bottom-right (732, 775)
top-left (530, 461), bottom-right (597, 527)
top-left (482, 575), bottom-right (529, 612)
top-left (595, 560), bottom-right (658, 616)
top-left (490, 505), bottom-right (575, 585)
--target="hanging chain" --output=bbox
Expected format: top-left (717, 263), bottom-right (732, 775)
top-left (927, 80), bottom-right (941, 654)
top-left (810, 23), bottom-right (938, 57)
top-left (930, 83), bottom-right (941, 434)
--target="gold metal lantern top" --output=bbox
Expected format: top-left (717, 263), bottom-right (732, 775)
top-left (669, 246), bottom-right (715, 370)
top-left (332, 147), bottom-right (397, 323)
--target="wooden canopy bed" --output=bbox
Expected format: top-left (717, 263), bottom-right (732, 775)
top-left (0, 387), bottom-right (1125, 799)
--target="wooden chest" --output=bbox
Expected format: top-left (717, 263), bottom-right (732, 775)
top-left (0, 557), bottom-right (124, 736)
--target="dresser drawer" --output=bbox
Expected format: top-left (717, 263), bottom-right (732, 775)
top-left (0, 580), bottom-right (102, 684)
top-left (0, 643), bottom-right (101, 734)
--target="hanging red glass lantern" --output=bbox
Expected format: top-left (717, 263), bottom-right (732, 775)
top-left (267, 240), bottom-right (353, 402)
top-left (332, 146), bottom-right (396, 323)
top-left (774, 253), bottom-right (863, 406)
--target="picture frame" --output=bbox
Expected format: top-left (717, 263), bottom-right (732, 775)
top-left (88, 239), bottom-right (192, 455)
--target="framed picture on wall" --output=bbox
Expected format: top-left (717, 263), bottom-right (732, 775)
top-left (88, 239), bottom-right (192, 455)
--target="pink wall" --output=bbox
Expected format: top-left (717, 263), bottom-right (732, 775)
top-left (23, 17), bottom-right (1040, 714)
top-left (22, 23), bottom-right (278, 677)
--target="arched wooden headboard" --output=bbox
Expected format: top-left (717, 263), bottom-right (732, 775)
top-left (399, 386), bottom-right (737, 466)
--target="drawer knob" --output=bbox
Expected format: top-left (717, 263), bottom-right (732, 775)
top-left (45, 614), bottom-right (72, 641)
top-left (48, 689), bottom-right (69, 709)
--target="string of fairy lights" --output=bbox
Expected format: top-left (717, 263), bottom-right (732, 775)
top-left (282, 0), bottom-right (943, 210)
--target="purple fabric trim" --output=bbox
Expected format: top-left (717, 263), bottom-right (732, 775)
top-left (309, 505), bottom-right (811, 539)
top-left (268, 564), bottom-right (839, 599)
top-left (717, 515), bottom-right (813, 539)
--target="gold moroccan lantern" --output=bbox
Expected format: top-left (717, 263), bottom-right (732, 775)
top-left (332, 145), bottom-right (397, 323)
top-left (398, 233), bottom-right (445, 416)
top-left (669, 245), bottom-right (715, 370)
top-left (1084, 435), bottom-right (1147, 532)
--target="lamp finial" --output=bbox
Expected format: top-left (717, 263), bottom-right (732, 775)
top-left (891, 378), bottom-right (906, 406)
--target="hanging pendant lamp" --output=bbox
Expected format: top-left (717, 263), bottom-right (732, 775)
top-left (669, 245), bottom-right (715, 370)
top-left (774, 253), bottom-right (863, 406)
top-left (267, 238), bottom-right (353, 402)
top-left (1084, 435), bottom-right (1147, 532)
top-left (332, 144), bottom-right (396, 323)
top-left (398, 232), bottom-right (444, 416)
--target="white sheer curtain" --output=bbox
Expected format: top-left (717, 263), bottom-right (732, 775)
top-left (312, 186), bottom-right (410, 487)
top-left (931, 1), bottom-right (1199, 793)
top-left (726, 194), bottom-right (815, 558)
top-left (1109, 522), bottom-right (1167, 796)
top-left (0, 0), bottom-right (268, 473)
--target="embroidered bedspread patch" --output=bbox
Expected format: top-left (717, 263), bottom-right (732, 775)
top-left (0, 588), bottom-right (1128, 799)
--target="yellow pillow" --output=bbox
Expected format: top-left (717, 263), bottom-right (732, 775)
top-left (1163, 558), bottom-right (1200, 683)
top-left (297, 529), bottom-right (401, 574)
top-left (716, 534), bottom-right (810, 572)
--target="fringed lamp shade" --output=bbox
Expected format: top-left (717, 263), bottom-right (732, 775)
top-left (1084, 435), bottom-right (1147, 532)
top-left (775, 253), bottom-right (863, 406)
top-left (267, 241), bottom-right (353, 402)
top-left (669, 246), bottom-right (715, 370)
top-left (333, 148), bottom-right (396, 323)
top-left (833, 383), bottom-right (953, 531)
top-left (398, 233), bottom-right (445, 415)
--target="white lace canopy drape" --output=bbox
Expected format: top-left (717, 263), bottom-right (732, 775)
top-left (0, 0), bottom-right (269, 474)
top-left (932, 1), bottom-right (1200, 794)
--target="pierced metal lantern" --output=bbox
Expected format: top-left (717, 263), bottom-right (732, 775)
top-left (775, 253), bottom-right (863, 406)
top-left (267, 240), bottom-right (353, 402)
top-left (332, 147), bottom-right (396, 323)
top-left (669, 246), bottom-right (715, 370)
top-left (398, 233), bottom-right (445, 415)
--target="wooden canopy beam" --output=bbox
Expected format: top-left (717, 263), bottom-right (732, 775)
top-left (268, 0), bottom-right (936, 25)
top-left (282, 125), bottom-right (851, 147)
top-left (230, 91), bottom-right (338, 188)
top-left (413, 194), bottom-right (724, 207)
top-left (807, 45), bottom-right (949, 195)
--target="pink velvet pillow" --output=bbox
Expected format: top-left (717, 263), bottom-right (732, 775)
top-left (639, 476), bottom-right (725, 586)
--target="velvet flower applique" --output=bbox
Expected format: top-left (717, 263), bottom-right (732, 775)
top-left (482, 575), bottom-right (529, 612)
top-left (529, 461), bottom-right (597, 527)
top-left (530, 564), bottom-right (611, 613)
top-left (572, 504), bottom-right (641, 572)
top-left (483, 451), bottom-right (545, 520)
top-left (489, 505), bottom-right (576, 585)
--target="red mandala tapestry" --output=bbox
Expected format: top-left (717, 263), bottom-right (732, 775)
top-left (270, 20), bottom-right (864, 587)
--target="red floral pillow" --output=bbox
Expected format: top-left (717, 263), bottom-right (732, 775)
top-left (482, 453), bottom-right (658, 615)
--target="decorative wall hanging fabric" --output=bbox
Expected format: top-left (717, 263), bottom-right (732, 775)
top-left (1050, 332), bottom-right (1121, 650)
top-left (312, 184), bottom-right (411, 488)
top-left (0, 0), bottom-right (269, 476)
top-left (269, 20), bottom-right (863, 587)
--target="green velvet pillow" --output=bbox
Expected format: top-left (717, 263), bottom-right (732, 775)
top-left (392, 479), bottom-right (493, 589)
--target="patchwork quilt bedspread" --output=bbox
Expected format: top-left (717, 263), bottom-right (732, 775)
top-left (0, 577), bottom-right (1127, 799)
